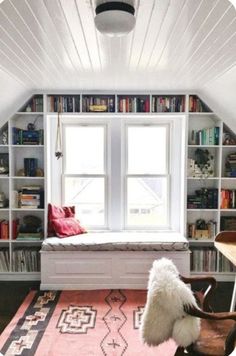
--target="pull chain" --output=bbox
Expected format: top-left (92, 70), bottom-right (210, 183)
top-left (55, 104), bottom-right (63, 159)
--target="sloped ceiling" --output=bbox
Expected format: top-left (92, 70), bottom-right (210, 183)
top-left (0, 0), bottom-right (235, 125)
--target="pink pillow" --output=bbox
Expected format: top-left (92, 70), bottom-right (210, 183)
top-left (51, 217), bottom-right (86, 238)
top-left (48, 203), bottom-right (75, 236)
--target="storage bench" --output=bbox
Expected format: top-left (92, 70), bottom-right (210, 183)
top-left (40, 232), bottom-right (190, 290)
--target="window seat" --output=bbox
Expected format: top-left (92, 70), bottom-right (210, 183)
top-left (40, 232), bottom-right (190, 290)
top-left (41, 231), bottom-right (188, 251)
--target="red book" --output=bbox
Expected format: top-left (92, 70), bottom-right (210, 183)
top-left (1, 220), bottom-right (9, 240)
top-left (12, 219), bottom-right (19, 240)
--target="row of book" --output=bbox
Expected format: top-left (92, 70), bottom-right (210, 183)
top-left (0, 218), bottom-right (42, 240)
top-left (47, 95), bottom-right (80, 113)
top-left (0, 220), bottom-right (13, 240)
top-left (152, 95), bottom-right (185, 112)
top-left (187, 220), bottom-right (217, 239)
top-left (22, 96), bottom-right (43, 113)
top-left (189, 95), bottom-right (211, 112)
top-left (187, 188), bottom-right (218, 209)
top-left (82, 96), bottom-right (115, 112)
top-left (189, 127), bottom-right (220, 145)
top-left (0, 249), bottom-right (9, 272)
top-left (12, 248), bottom-right (40, 272)
top-left (18, 185), bottom-right (44, 209)
top-left (12, 128), bottom-right (44, 145)
top-left (190, 248), bottom-right (217, 272)
top-left (191, 248), bottom-right (236, 272)
top-left (219, 253), bottom-right (236, 272)
top-left (24, 158), bottom-right (38, 177)
top-left (221, 189), bottom-right (236, 209)
top-left (220, 216), bottom-right (236, 231)
top-left (118, 97), bottom-right (150, 113)
top-left (225, 152), bottom-right (236, 177)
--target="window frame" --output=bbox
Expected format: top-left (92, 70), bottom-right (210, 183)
top-left (48, 113), bottom-right (186, 233)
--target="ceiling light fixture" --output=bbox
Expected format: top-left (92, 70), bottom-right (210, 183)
top-left (228, 0), bottom-right (236, 9)
top-left (95, 1), bottom-right (136, 37)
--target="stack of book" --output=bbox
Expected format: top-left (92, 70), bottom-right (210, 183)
top-left (187, 188), bottom-right (218, 209)
top-left (12, 128), bottom-right (44, 145)
top-left (221, 216), bottom-right (236, 230)
top-left (18, 185), bottom-right (44, 209)
top-left (16, 215), bottom-right (43, 241)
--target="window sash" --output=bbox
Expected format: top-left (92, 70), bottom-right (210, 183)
top-left (124, 123), bottom-right (170, 229)
top-left (62, 123), bottom-right (108, 229)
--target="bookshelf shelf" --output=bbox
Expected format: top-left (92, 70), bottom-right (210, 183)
top-left (187, 96), bottom-right (236, 279)
top-left (0, 94), bottom-right (45, 276)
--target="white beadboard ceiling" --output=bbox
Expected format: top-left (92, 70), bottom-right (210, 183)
top-left (0, 0), bottom-right (235, 124)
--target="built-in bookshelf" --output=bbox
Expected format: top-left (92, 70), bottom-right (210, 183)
top-left (187, 102), bottom-right (236, 280)
top-left (0, 92), bottom-right (235, 280)
top-left (0, 94), bottom-right (45, 279)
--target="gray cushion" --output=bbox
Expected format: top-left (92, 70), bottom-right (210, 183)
top-left (41, 232), bottom-right (189, 252)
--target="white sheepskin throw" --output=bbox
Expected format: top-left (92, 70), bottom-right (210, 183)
top-left (140, 258), bottom-right (200, 348)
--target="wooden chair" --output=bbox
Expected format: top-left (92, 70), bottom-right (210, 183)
top-left (175, 274), bottom-right (236, 356)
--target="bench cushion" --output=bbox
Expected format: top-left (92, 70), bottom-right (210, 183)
top-left (41, 232), bottom-right (188, 252)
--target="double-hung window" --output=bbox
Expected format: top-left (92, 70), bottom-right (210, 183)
top-left (52, 114), bottom-right (184, 232)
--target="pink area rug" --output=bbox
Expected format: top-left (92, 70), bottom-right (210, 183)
top-left (0, 289), bottom-right (177, 356)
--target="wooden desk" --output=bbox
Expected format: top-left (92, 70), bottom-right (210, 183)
top-left (215, 231), bottom-right (236, 311)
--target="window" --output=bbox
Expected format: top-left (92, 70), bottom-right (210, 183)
top-left (125, 125), bottom-right (169, 228)
top-left (63, 125), bottom-right (106, 226)
top-left (51, 115), bottom-right (185, 232)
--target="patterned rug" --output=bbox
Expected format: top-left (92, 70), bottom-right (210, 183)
top-left (0, 290), bottom-right (177, 356)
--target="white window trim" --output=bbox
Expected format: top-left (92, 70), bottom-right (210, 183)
top-left (48, 114), bottom-right (186, 233)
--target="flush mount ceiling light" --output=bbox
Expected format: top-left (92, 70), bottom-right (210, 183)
top-left (228, 0), bottom-right (236, 9)
top-left (95, 1), bottom-right (136, 37)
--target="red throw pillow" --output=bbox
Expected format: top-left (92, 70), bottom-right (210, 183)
top-left (48, 203), bottom-right (75, 236)
top-left (51, 217), bottom-right (86, 238)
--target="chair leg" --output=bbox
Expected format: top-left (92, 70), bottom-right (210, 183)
top-left (225, 323), bottom-right (236, 356)
top-left (174, 346), bottom-right (186, 355)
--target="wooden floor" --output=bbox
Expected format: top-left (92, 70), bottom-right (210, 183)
top-left (0, 281), bottom-right (40, 334)
top-left (0, 281), bottom-right (234, 334)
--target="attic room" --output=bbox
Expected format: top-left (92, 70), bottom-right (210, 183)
top-left (0, 0), bottom-right (236, 355)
